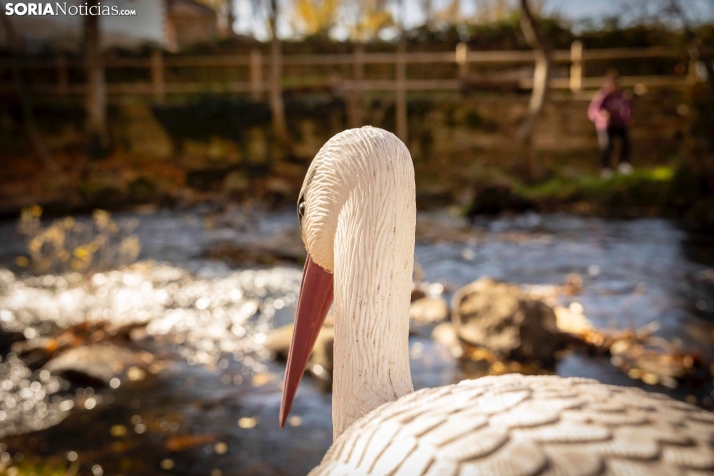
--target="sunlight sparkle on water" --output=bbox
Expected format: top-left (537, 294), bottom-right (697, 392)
top-left (0, 262), bottom-right (303, 437)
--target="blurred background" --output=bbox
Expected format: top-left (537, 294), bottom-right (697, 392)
top-left (1, 0), bottom-right (714, 475)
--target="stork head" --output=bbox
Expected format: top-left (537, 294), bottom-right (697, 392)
top-left (279, 127), bottom-right (415, 429)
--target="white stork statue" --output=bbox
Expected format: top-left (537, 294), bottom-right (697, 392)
top-left (279, 126), bottom-right (714, 476)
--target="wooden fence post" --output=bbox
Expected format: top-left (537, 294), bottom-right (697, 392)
top-left (56, 53), bottom-right (68, 96)
top-left (687, 55), bottom-right (700, 85)
top-left (395, 39), bottom-right (407, 143)
top-left (151, 49), bottom-right (165, 102)
top-left (250, 48), bottom-right (262, 100)
top-left (456, 42), bottom-right (468, 79)
top-left (570, 40), bottom-right (583, 94)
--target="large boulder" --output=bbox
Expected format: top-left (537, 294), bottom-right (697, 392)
top-left (451, 278), bottom-right (562, 363)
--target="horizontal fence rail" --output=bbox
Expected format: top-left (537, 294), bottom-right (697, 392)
top-left (0, 43), bottom-right (705, 96)
top-left (1, 42), bottom-right (706, 141)
top-left (1, 46), bottom-right (702, 68)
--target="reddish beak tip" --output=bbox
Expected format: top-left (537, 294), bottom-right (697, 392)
top-left (279, 254), bottom-right (333, 428)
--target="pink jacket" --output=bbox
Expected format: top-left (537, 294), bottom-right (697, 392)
top-left (588, 89), bottom-right (631, 130)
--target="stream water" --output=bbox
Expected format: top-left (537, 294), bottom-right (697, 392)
top-left (0, 208), bottom-right (713, 476)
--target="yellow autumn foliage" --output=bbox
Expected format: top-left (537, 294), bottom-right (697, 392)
top-left (344, 0), bottom-right (394, 41)
top-left (16, 205), bottom-right (141, 274)
top-left (292, 0), bottom-right (339, 36)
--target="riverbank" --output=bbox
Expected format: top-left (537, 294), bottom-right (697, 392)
top-left (3, 151), bottom-right (712, 236)
top-left (466, 164), bottom-right (714, 232)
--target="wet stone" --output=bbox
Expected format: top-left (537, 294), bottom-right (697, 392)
top-left (43, 345), bottom-right (153, 386)
top-left (452, 278), bottom-right (564, 364)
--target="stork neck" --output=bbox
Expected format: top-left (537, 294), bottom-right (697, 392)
top-left (330, 183), bottom-right (415, 440)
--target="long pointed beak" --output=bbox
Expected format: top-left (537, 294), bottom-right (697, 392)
top-left (279, 254), bottom-right (334, 428)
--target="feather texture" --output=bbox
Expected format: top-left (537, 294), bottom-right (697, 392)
top-left (311, 375), bottom-right (714, 476)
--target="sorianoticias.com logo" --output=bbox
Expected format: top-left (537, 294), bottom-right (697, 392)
top-left (4, 2), bottom-right (137, 16)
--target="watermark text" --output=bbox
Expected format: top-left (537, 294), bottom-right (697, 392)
top-left (4, 3), bottom-right (137, 16)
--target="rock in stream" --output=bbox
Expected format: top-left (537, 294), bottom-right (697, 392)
top-left (451, 277), bottom-right (564, 363)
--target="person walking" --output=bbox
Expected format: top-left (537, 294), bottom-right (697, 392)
top-left (588, 70), bottom-right (633, 178)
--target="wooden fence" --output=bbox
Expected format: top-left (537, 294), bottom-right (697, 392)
top-left (1, 41), bottom-right (705, 141)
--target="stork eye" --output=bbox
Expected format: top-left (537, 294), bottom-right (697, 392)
top-left (297, 199), bottom-right (306, 221)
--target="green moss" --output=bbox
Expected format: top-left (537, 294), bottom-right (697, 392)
top-left (3, 460), bottom-right (69, 476)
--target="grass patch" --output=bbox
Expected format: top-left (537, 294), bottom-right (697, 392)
top-left (521, 166), bottom-right (675, 210)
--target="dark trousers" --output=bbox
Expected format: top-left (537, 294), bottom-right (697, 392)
top-left (597, 126), bottom-right (631, 169)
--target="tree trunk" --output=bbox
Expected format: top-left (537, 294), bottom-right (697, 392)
top-left (0, 3), bottom-right (63, 177)
top-left (84, 1), bottom-right (109, 157)
top-left (226, 0), bottom-right (235, 37)
top-left (519, 0), bottom-right (551, 180)
top-left (268, 0), bottom-right (289, 150)
top-left (421, 0), bottom-right (433, 28)
top-left (667, 0), bottom-right (714, 166)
